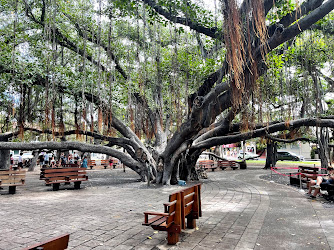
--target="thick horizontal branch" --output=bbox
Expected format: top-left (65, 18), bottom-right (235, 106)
top-left (192, 118), bottom-right (334, 149)
top-left (24, 128), bottom-right (136, 148)
top-left (266, 0), bottom-right (334, 53)
top-left (265, 134), bottom-right (317, 143)
top-left (141, 0), bottom-right (221, 40)
top-left (268, 0), bottom-right (324, 36)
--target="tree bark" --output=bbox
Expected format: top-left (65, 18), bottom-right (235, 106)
top-left (0, 137), bottom-right (10, 170)
top-left (28, 150), bottom-right (39, 172)
top-left (264, 141), bottom-right (276, 169)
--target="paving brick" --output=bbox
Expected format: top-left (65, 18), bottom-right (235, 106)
top-left (1, 167), bottom-right (334, 250)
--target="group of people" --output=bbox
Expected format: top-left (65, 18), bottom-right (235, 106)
top-left (39, 152), bottom-right (88, 169)
top-left (9, 151), bottom-right (114, 170)
top-left (10, 152), bottom-right (32, 170)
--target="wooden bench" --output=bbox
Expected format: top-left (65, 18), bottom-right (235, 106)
top-left (0, 170), bottom-right (26, 194)
top-left (198, 160), bottom-right (216, 171)
top-left (289, 165), bottom-right (320, 187)
top-left (41, 168), bottom-right (88, 191)
top-left (143, 184), bottom-right (201, 245)
top-left (217, 160), bottom-right (239, 170)
top-left (88, 160), bottom-right (96, 169)
top-left (23, 233), bottom-right (69, 250)
top-left (101, 159), bottom-right (109, 169)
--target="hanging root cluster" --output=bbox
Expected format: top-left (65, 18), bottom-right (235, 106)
top-left (250, 0), bottom-right (268, 60)
top-left (223, 0), bottom-right (245, 109)
top-left (222, 0), bottom-right (268, 130)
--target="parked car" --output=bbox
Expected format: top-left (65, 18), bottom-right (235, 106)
top-left (237, 152), bottom-right (259, 160)
top-left (276, 151), bottom-right (303, 161)
top-left (22, 152), bottom-right (34, 160)
top-left (12, 151), bottom-right (34, 161)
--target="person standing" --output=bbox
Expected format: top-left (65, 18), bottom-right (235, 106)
top-left (17, 152), bottom-right (23, 170)
top-left (109, 157), bottom-right (113, 168)
top-left (50, 157), bottom-right (56, 168)
top-left (10, 154), bottom-right (14, 170)
top-left (81, 156), bottom-right (88, 168)
top-left (60, 153), bottom-right (66, 165)
top-left (39, 153), bottom-right (44, 167)
top-left (44, 153), bottom-right (49, 166)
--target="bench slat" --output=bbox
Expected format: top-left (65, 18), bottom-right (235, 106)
top-left (183, 187), bottom-right (195, 196)
top-left (184, 192), bottom-right (195, 205)
top-left (46, 176), bottom-right (87, 183)
top-left (151, 217), bottom-right (168, 231)
top-left (44, 172), bottom-right (86, 178)
top-left (46, 179), bottom-right (86, 184)
top-left (43, 168), bottom-right (86, 173)
top-left (0, 178), bottom-right (24, 184)
top-left (0, 174), bottom-right (26, 180)
top-left (184, 200), bottom-right (194, 216)
top-left (0, 170), bottom-right (26, 174)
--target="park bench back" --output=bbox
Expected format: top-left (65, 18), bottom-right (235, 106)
top-left (180, 183), bottom-right (201, 229)
top-left (88, 160), bottom-right (96, 169)
top-left (44, 168), bottom-right (87, 182)
top-left (41, 167), bottom-right (88, 191)
top-left (100, 159), bottom-right (108, 165)
top-left (198, 160), bottom-right (216, 171)
top-left (23, 233), bottom-right (69, 250)
top-left (0, 169), bottom-right (26, 194)
top-left (101, 159), bottom-right (109, 168)
top-left (217, 160), bottom-right (239, 170)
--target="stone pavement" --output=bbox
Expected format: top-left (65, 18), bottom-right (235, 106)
top-left (1, 166), bottom-right (334, 250)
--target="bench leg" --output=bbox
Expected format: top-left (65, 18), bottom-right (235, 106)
top-left (187, 217), bottom-right (196, 229)
top-left (74, 181), bottom-right (81, 189)
top-left (9, 186), bottom-right (16, 194)
top-left (53, 183), bottom-right (60, 191)
top-left (90, 166), bottom-right (93, 169)
top-left (167, 225), bottom-right (180, 245)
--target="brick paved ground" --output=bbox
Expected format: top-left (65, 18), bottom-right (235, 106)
top-left (0, 166), bottom-right (333, 249)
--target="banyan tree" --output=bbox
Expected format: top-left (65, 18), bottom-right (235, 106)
top-left (1, 0), bottom-right (334, 184)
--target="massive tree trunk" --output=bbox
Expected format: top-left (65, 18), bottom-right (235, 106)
top-left (28, 150), bottom-right (39, 172)
top-left (0, 137), bottom-right (10, 170)
top-left (317, 127), bottom-right (330, 169)
top-left (264, 141), bottom-right (276, 169)
top-left (0, 149), bottom-right (10, 170)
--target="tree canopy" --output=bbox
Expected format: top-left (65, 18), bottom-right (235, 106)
top-left (1, 0), bottom-right (334, 184)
